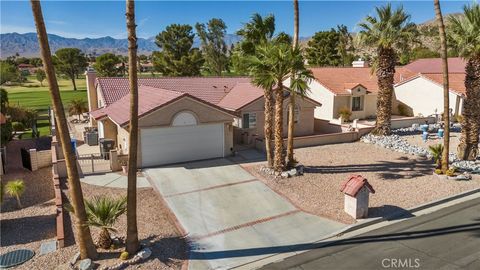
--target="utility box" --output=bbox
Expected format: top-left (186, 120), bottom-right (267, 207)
top-left (340, 175), bottom-right (375, 219)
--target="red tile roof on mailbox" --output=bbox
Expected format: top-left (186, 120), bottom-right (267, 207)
top-left (340, 175), bottom-right (375, 197)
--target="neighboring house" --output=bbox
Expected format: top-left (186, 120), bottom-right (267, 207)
top-left (86, 71), bottom-right (320, 167)
top-left (306, 58), bottom-right (466, 121)
top-left (394, 58), bottom-right (466, 117)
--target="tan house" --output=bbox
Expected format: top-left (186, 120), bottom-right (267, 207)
top-left (86, 71), bottom-right (320, 167)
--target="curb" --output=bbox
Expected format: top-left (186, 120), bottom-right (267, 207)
top-left (237, 187), bottom-right (480, 270)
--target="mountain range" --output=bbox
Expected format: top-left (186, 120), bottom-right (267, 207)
top-left (0, 32), bottom-right (245, 58)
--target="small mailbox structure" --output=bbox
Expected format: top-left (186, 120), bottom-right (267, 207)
top-left (340, 175), bottom-right (375, 219)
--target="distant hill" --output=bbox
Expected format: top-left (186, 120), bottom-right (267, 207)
top-left (0, 32), bottom-right (242, 58)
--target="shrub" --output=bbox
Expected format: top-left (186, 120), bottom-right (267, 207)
top-left (397, 104), bottom-right (411, 117)
top-left (5, 179), bottom-right (25, 208)
top-left (454, 114), bottom-right (463, 123)
top-left (338, 107), bottom-right (352, 122)
top-left (119, 251), bottom-right (129, 260)
top-left (434, 169), bottom-right (443, 175)
top-left (428, 144), bottom-right (444, 169)
top-left (84, 196), bottom-right (127, 249)
top-left (446, 168), bottom-right (456, 177)
top-left (12, 122), bottom-right (25, 132)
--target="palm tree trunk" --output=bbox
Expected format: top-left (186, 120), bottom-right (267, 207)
top-left (15, 194), bottom-right (22, 208)
top-left (274, 84), bottom-right (285, 172)
top-left (98, 228), bottom-right (112, 249)
top-left (286, 95), bottom-right (295, 168)
top-left (30, 0), bottom-right (97, 260)
top-left (434, 0), bottom-right (450, 173)
top-left (457, 57), bottom-right (480, 160)
top-left (125, 0), bottom-right (140, 254)
top-left (264, 89), bottom-right (274, 168)
top-left (287, 0), bottom-right (299, 168)
top-left (293, 0), bottom-right (299, 49)
top-left (372, 47), bottom-right (396, 136)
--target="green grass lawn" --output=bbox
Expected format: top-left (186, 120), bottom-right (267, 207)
top-left (4, 75), bottom-right (88, 110)
top-left (4, 75), bottom-right (88, 138)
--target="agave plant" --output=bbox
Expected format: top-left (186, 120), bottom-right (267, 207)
top-left (429, 144), bottom-right (444, 169)
top-left (84, 196), bottom-right (127, 249)
top-left (5, 180), bottom-right (25, 208)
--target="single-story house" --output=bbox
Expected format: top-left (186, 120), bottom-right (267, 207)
top-left (85, 71), bottom-right (320, 167)
top-left (306, 58), bottom-right (466, 121)
top-left (394, 58), bottom-right (466, 117)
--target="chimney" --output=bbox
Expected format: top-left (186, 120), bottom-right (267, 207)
top-left (85, 67), bottom-right (98, 126)
top-left (352, 58), bottom-right (368, 68)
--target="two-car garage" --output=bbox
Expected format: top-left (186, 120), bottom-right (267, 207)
top-left (139, 122), bottom-right (225, 167)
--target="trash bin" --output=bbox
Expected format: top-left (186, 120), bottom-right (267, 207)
top-left (71, 138), bottom-right (77, 153)
top-left (438, 128), bottom-right (444, 138)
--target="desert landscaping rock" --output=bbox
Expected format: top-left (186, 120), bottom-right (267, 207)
top-left (78, 258), bottom-right (93, 270)
top-left (137, 248), bottom-right (152, 260)
top-left (361, 131), bottom-right (480, 173)
top-left (70, 252), bottom-right (80, 266)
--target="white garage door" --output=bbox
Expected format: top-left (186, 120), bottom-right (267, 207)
top-left (140, 123), bottom-right (224, 167)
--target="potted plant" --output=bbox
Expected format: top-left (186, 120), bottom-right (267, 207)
top-left (118, 159), bottom-right (128, 174)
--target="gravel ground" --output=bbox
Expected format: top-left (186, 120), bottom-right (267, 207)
top-left (1, 178), bottom-right (186, 269)
top-left (243, 142), bottom-right (480, 224)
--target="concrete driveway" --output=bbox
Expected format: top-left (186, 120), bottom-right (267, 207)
top-left (144, 159), bottom-right (346, 270)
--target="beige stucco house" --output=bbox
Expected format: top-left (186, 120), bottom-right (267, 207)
top-left (86, 71), bottom-right (320, 167)
top-left (305, 58), bottom-right (466, 121)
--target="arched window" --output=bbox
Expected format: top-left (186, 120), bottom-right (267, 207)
top-left (172, 111), bottom-right (198, 126)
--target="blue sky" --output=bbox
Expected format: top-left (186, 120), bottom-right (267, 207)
top-left (0, 1), bottom-right (472, 39)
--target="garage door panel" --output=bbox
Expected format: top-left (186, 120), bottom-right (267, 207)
top-left (141, 123), bottom-right (224, 167)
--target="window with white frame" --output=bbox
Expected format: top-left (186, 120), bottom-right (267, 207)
top-left (352, 96), bottom-right (363, 111)
top-left (242, 113), bottom-right (256, 128)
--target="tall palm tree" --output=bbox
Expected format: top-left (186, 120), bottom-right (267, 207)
top-left (357, 4), bottom-right (417, 135)
top-left (84, 196), bottom-right (127, 249)
top-left (249, 43), bottom-right (312, 172)
top-left (434, 0), bottom-right (450, 173)
top-left (287, 0), bottom-right (299, 168)
top-left (237, 13), bottom-right (276, 47)
top-left (448, 3), bottom-right (480, 160)
top-left (30, 0), bottom-right (97, 259)
top-left (125, 0), bottom-right (140, 254)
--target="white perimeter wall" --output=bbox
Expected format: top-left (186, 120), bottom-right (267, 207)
top-left (394, 77), bottom-right (461, 117)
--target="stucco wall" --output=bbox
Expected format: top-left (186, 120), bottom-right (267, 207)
top-left (236, 96), bottom-right (317, 142)
top-left (306, 80), bottom-right (335, 120)
top-left (116, 125), bottom-right (130, 154)
top-left (100, 118), bottom-right (118, 147)
top-left (139, 97), bottom-right (233, 128)
top-left (394, 77), bottom-right (462, 117)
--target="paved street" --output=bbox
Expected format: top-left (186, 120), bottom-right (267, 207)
top-left (261, 196), bottom-right (480, 270)
top-left (144, 158), bottom-right (346, 270)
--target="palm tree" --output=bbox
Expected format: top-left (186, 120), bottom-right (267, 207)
top-left (237, 13), bottom-right (276, 47)
top-left (448, 3), bottom-right (480, 161)
top-left (84, 196), bottom-right (127, 249)
top-left (249, 43), bottom-right (312, 172)
top-left (287, 0), bottom-right (299, 168)
top-left (68, 99), bottom-right (88, 121)
top-left (357, 4), bottom-right (417, 135)
top-left (434, 0), bottom-right (450, 173)
top-left (125, 0), bottom-right (140, 254)
top-left (5, 179), bottom-right (25, 208)
top-left (30, 0), bottom-right (98, 259)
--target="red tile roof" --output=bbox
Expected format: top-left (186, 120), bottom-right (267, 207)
top-left (421, 73), bottom-right (466, 95)
top-left (217, 82), bottom-right (264, 110)
top-left (96, 77), bottom-right (252, 106)
top-left (340, 175), bottom-right (375, 197)
top-left (403, 57), bottom-right (466, 74)
top-left (310, 67), bottom-right (415, 95)
top-left (92, 85), bottom-right (238, 126)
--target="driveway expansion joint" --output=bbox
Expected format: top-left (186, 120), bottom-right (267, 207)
top-left (163, 178), bottom-right (258, 198)
top-left (190, 210), bottom-right (301, 241)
